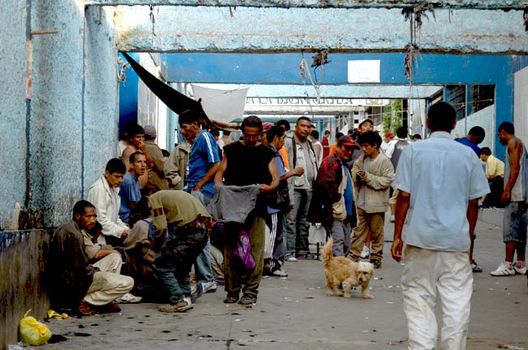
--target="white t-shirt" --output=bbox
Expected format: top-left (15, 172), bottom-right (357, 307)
top-left (394, 131), bottom-right (490, 252)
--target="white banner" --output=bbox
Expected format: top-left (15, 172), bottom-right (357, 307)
top-left (191, 84), bottom-right (249, 123)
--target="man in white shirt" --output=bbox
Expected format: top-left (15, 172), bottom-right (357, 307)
top-left (391, 102), bottom-right (489, 350)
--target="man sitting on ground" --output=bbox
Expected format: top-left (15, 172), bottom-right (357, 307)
top-left (48, 200), bottom-right (134, 316)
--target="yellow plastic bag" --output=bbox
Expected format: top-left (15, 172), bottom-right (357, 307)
top-left (19, 309), bottom-right (52, 346)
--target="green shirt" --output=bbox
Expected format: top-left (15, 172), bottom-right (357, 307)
top-left (148, 190), bottom-right (210, 235)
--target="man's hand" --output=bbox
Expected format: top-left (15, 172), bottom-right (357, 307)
top-left (501, 190), bottom-right (511, 205)
top-left (192, 184), bottom-right (202, 191)
top-left (292, 167), bottom-right (304, 177)
top-left (121, 229), bottom-right (130, 238)
top-left (391, 238), bottom-right (403, 262)
top-left (95, 249), bottom-right (120, 260)
top-left (260, 184), bottom-right (274, 193)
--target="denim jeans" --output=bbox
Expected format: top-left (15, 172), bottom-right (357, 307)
top-left (191, 190), bottom-right (214, 283)
top-left (284, 189), bottom-right (312, 256)
top-left (154, 223), bottom-right (208, 304)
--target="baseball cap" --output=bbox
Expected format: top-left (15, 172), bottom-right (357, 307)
top-left (143, 125), bottom-right (157, 139)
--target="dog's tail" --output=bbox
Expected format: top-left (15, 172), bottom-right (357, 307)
top-left (322, 237), bottom-right (334, 268)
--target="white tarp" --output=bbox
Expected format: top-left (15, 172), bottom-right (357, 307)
top-left (191, 84), bottom-right (249, 123)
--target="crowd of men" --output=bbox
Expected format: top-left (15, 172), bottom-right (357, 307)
top-left (47, 102), bottom-right (527, 350)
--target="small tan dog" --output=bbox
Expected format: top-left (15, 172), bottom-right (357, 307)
top-left (322, 238), bottom-right (374, 299)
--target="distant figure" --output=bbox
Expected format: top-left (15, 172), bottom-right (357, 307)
top-left (490, 122), bottom-right (528, 276)
top-left (310, 129), bottom-right (323, 166)
top-left (455, 125), bottom-right (486, 273)
top-left (322, 130), bottom-right (331, 159)
top-left (391, 102), bottom-right (489, 349)
top-left (48, 200), bottom-right (134, 316)
top-left (143, 125), bottom-right (169, 190)
top-left (350, 131), bottom-right (394, 269)
top-left (412, 134), bottom-right (422, 141)
top-left (480, 147), bottom-right (505, 208)
top-left (310, 136), bottom-right (358, 256)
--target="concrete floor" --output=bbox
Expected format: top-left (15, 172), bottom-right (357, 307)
top-left (41, 210), bottom-right (528, 350)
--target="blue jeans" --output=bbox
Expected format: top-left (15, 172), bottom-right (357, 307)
top-left (191, 190), bottom-right (214, 283)
top-left (284, 189), bottom-right (312, 256)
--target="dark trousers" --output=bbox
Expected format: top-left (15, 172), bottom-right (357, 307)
top-left (154, 223), bottom-right (208, 304)
top-left (223, 216), bottom-right (265, 299)
top-left (482, 177), bottom-right (505, 208)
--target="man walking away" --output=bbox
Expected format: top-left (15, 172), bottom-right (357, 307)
top-left (391, 102), bottom-right (489, 350)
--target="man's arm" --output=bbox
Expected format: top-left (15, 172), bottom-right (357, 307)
top-left (193, 162), bottom-right (221, 191)
top-left (214, 157), bottom-right (227, 185)
top-left (87, 186), bottom-right (128, 238)
top-left (260, 159), bottom-right (280, 193)
top-left (364, 158), bottom-right (395, 190)
top-left (391, 190), bottom-right (410, 262)
top-left (466, 198), bottom-right (479, 241)
top-left (281, 167), bottom-right (304, 181)
top-left (502, 139), bottom-right (523, 204)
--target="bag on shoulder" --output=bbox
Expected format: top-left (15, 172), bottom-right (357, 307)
top-left (268, 179), bottom-right (291, 211)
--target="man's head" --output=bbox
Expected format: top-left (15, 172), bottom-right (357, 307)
top-left (311, 129), bottom-right (320, 141)
top-left (412, 133), bottom-right (422, 141)
top-left (294, 116), bottom-right (312, 141)
top-left (324, 130), bottom-right (331, 137)
top-left (129, 151), bottom-right (147, 177)
top-left (241, 115), bottom-right (263, 147)
top-left (104, 158), bottom-right (126, 188)
top-left (178, 109), bottom-right (202, 141)
top-left (72, 200), bottom-right (97, 231)
top-left (396, 127), bottom-right (408, 139)
top-left (357, 131), bottom-right (382, 159)
top-left (276, 119), bottom-right (290, 131)
top-left (498, 121), bottom-right (515, 145)
top-left (266, 125), bottom-right (286, 150)
top-left (467, 126), bottom-right (485, 145)
top-left (335, 136), bottom-right (358, 162)
top-left (480, 147), bottom-right (492, 161)
top-left (358, 118), bottom-right (374, 134)
top-left (127, 124), bottom-right (145, 148)
top-left (143, 125), bottom-right (157, 141)
top-left (426, 102), bottom-right (456, 132)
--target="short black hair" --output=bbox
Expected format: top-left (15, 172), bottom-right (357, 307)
top-left (498, 121), bottom-right (515, 135)
top-left (311, 129), bottom-right (320, 140)
top-left (335, 132), bottom-right (344, 139)
top-left (480, 147), bottom-right (492, 156)
top-left (427, 102), bottom-right (456, 131)
top-left (468, 126), bottom-right (485, 141)
top-left (105, 158), bottom-right (126, 174)
top-left (241, 115), bottom-right (263, 133)
top-left (178, 109), bottom-right (200, 126)
top-left (296, 116), bottom-right (311, 125)
top-left (266, 125), bottom-right (285, 143)
top-left (412, 133), bottom-right (422, 140)
top-left (324, 130), bottom-right (330, 135)
top-left (276, 119), bottom-right (290, 131)
top-left (210, 127), bottom-right (220, 137)
top-left (396, 127), bottom-right (408, 139)
top-left (127, 124), bottom-right (145, 139)
top-left (161, 149), bottom-right (170, 157)
top-left (73, 200), bottom-right (95, 218)
top-left (129, 151), bottom-right (145, 164)
top-left (357, 131), bottom-right (382, 148)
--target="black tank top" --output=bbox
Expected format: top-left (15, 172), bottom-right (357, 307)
top-left (223, 142), bottom-right (275, 186)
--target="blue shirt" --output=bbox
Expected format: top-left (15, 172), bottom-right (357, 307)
top-left (119, 172), bottom-right (141, 223)
top-left (455, 137), bottom-right (481, 156)
top-left (343, 167), bottom-right (354, 217)
top-left (185, 130), bottom-right (221, 198)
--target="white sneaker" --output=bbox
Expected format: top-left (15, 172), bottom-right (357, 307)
top-left (390, 214), bottom-right (395, 223)
top-left (159, 297), bottom-right (193, 313)
top-left (286, 256), bottom-right (298, 262)
top-left (360, 246), bottom-right (370, 259)
top-left (490, 262), bottom-right (515, 276)
top-left (201, 281), bottom-right (217, 293)
top-left (116, 292), bottom-right (142, 304)
top-left (513, 262), bottom-right (527, 275)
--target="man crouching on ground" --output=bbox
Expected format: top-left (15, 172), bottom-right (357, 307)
top-left (48, 200), bottom-right (134, 316)
top-left (149, 190), bottom-right (212, 312)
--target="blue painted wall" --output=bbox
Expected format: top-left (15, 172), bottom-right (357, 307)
top-left (119, 52), bottom-right (139, 140)
top-left (160, 52), bottom-right (514, 156)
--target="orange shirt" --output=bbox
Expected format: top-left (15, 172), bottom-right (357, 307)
top-left (278, 147), bottom-right (290, 170)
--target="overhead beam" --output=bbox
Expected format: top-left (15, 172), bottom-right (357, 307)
top-left (189, 84), bottom-right (443, 99)
top-left (88, 0), bottom-right (528, 10)
top-left (112, 6), bottom-right (528, 54)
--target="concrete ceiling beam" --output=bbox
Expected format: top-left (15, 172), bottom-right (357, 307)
top-left (112, 6), bottom-right (528, 54)
top-left (87, 0), bottom-right (528, 10)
